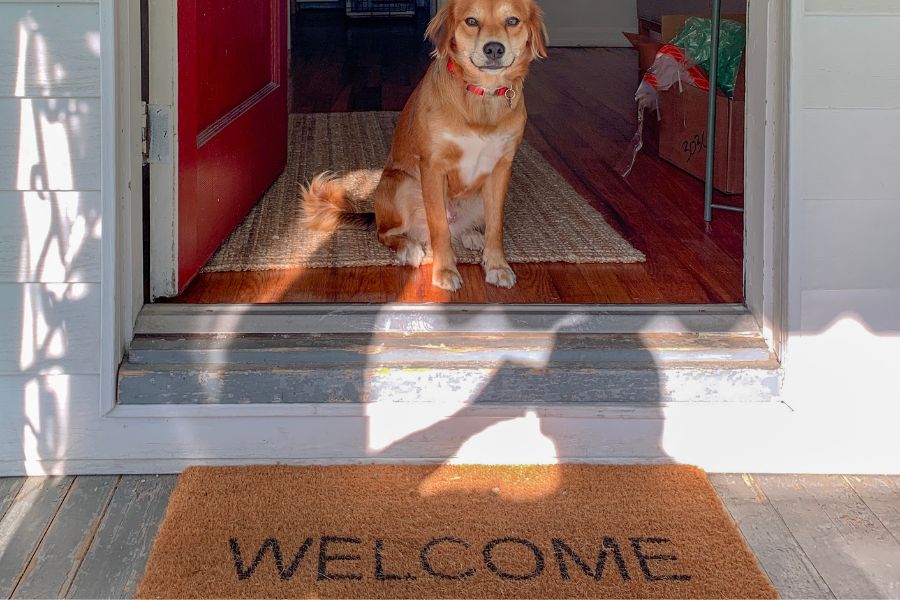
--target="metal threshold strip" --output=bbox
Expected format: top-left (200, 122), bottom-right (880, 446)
top-left (134, 303), bottom-right (759, 336)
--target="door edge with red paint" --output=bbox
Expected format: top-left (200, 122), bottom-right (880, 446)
top-left (147, 0), bottom-right (289, 298)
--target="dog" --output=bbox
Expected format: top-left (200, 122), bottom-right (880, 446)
top-left (302, 0), bottom-right (548, 291)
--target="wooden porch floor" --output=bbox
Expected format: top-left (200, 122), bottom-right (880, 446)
top-left (1, 474), bottom-right (898, 598)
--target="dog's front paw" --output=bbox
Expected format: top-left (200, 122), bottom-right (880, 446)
top-left (484, 262), bottom-right (517, 289)
top-left (433, 266), bottom-right (463, 292)
top-left (397, 242), bottom-right (426, 267)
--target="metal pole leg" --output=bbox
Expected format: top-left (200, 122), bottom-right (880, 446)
top-left (704, 0), bottom-right (722, 222)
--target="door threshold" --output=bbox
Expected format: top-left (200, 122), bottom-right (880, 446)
top-left (119, 328), bottom-right (781, 406)
top-left (135, 303), bottom-right (758, 335)
top-left (125, 304), bottom-right (777, 408)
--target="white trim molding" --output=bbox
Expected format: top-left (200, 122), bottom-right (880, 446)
top-left (147, 0), bottom-right (179, 299)
top-left (98, 0), bottom-right (145, 416)
top-left (6, 399), bottom-right (900, 475)
top-left (743, 0), bottom-right (790, 360)
top-left (99, 0), bottom-right (119, 417)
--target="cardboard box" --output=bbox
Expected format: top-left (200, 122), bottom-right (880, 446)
top-left (622, 32), bottom-right (664, 71)
top-left (658, 80), bottom-right (744, 194)
top-left (657, 14), bottom-right (746, 194)
top-left (624, 14), bottom-right (745, 73)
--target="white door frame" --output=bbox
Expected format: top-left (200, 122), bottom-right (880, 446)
top-left (143, 0), bottom-right (786, 315)
top-left (88, 0), bottom-right (794, 472)
top-left (127, 0), bottom-right (790, 364)
top-left (121, 0), bottom-right (789, 346)
top-left (146, 0), bottom-right (179, 299)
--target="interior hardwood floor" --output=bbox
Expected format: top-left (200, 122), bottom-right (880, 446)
top-left (174, 9), bottom-right (744, 305)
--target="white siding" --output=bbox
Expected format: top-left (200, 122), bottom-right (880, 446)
top-left (0, 2), bottom-right (101, 98)
top-left (0, 1), bottom-right (102, 470)
top-left (0, 191), bottom-right (102, 283)
top-left (0, 97), bottom-right (102, 190)
top-left (799, 18), bottom-right (900, 109)
top-left (785, 3), bottom-right (900, 404)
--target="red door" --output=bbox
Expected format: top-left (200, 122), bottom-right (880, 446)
top-left (177, 0), bottom-right (288, 290)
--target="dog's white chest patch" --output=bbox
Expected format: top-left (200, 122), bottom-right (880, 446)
top-left (444, 133), bottom-right (511, 187)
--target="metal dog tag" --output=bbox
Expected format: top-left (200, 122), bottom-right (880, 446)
top-left (504, 88), bottom-right (517, 109)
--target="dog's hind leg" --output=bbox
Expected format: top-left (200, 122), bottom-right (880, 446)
top-left (379, 231), bottom-right (426, 267)
top-left (375, 169), bottom-right (428, 267)
top-left (450, 196), bottom-right (486, 251)
top-left (459, 229), bottom-right (485, 251)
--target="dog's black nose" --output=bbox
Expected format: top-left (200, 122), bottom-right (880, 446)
top-left (483, 42), bottom-right (506, 60)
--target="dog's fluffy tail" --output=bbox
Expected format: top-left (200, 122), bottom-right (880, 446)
top-left (301, 173), bottom-right (376, 232)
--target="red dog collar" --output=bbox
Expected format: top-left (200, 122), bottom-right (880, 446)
top-left (448, 59), bottom-right (517, 104)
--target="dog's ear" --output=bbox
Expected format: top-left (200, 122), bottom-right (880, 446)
top-left (528, 5), bottom-right (549, 60)
top-left (425, 5), bottom-right (453, 60)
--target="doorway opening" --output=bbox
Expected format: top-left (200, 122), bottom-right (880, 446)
top-left (154, 0), bottom-right (748, 306)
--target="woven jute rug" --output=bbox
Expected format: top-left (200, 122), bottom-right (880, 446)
top-left (136, 465), bottom-right (776, 599)
top-left (202, 112), bottom-right (645, 272)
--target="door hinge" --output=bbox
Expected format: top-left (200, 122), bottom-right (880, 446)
top-left (141, 101), bottom-right (150, 164)
top-left (142, 103), bottom-right (172, 165)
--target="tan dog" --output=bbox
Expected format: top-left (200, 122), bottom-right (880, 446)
top-left (303, 0), bottom-right (547, 291)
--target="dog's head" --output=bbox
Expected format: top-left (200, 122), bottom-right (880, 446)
top-left (426, 0), bottom-right (548, 81)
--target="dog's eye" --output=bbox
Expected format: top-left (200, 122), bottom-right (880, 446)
top-left (506, 17), bottom-right (521, 27)
top-left (465, 17), bottom-right (479, 27)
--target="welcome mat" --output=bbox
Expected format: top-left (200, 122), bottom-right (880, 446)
top-left (201, 112), bottom-right (645, 272)
top-left (136, 465), bottom-right (775, 599)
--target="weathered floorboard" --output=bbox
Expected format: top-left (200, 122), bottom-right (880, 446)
top-left (844, 475), bottom-right (900, 544)
top-left (12, 476), bottom-right (119, 599)
top-left (0, 477), bottom-right (75, 598)
top-left (709, 473), bottom-right (834, 599)
top-left (67, 475), bottom-right (176, 600)
top-left (0, 478), bottom-right (25, 523)
top-left (758, 474), bottom-right (900, 599)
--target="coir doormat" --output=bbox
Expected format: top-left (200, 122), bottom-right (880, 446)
top-left (136, 465), bottom-right (777, 599)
